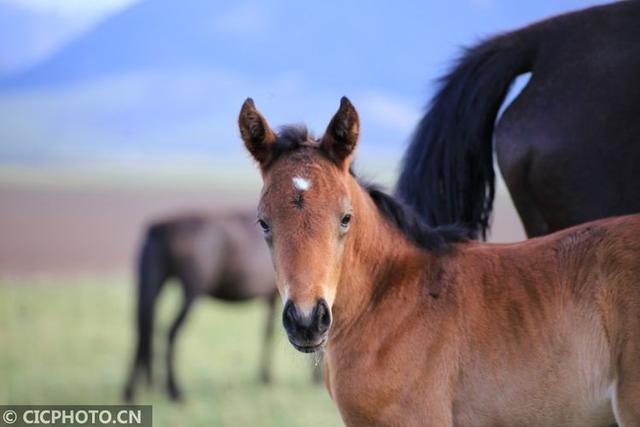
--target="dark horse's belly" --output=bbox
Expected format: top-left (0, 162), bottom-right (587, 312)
top-left (207, 271), bottom-right (274, 302)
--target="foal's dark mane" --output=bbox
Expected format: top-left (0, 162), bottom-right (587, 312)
top-left (272, 126), bottom-right (468, 251)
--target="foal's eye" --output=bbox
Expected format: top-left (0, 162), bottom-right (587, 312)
top-left (257, 219), bottom-right (271, 234)
top-left (340, 213), bottom-right (352, 229)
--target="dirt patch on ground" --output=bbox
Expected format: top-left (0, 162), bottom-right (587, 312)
top-left (0, 186), bottom-right (525, 278)
top-left (0, 186), bottom-right (257, 277)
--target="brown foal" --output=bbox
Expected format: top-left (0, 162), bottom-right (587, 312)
top-left (238, 97), bottom-right (640, 426)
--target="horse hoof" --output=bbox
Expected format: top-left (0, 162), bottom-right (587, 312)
top-left (260, 371), bottom-right (272, 384)
top-left (168, 388), bottom-right (184, 402)
top-left (123, 387), bottom-right (135, 403)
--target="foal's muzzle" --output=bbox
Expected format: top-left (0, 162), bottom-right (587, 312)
top-left (282, 298), bottom-right (331, 353)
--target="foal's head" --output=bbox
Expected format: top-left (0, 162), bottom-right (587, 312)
top-left (239, 97), bottom-right (360, 353)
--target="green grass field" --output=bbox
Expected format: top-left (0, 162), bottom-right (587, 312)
top-left (0, 278), bottom-right (343, 426)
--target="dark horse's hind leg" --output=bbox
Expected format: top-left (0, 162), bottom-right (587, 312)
top-left (166, 288), bottom-right (196, 401)
top-left (260, 291), bottom-right (278, 383)
top-left (505, 177), bottom-right (549, 238)
top-left (497, 147), bottom-right (550, 238)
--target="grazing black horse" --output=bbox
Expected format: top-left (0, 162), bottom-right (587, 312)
top-left (396, 1), bottom-right (640, 239)
top-left (123, 211), bottom-right (297, 402)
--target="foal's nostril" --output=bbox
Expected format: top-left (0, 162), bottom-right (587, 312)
top-left (282, 300), bottom-right (298, 333)
top-left (315, 299), bottom-right (332, 333)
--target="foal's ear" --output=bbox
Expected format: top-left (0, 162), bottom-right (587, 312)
top-left (239, 98), bottom-right (277, 166)
top-left (321, 96), bottom-right (360, 168)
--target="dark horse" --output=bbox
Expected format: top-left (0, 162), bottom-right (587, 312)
top-left (396, 1), bottom-right (640, 239)
top-left (123, 211), bottom-right (282, 402)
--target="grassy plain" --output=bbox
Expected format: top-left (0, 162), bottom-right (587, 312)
top-left (0, 278), bottom-right (342, 427)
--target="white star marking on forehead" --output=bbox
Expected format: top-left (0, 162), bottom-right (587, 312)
top-left (292, 176), bottom-right (311, 191)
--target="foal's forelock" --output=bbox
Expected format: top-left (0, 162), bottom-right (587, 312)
top-left (260, 126), bottom-right (322, 170)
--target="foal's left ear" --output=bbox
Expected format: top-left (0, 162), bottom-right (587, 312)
top-left (321, 96), bottom-right (360, 168)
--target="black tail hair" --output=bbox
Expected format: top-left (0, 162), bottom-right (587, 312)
top-left (136, 224), bottom-right (168, 381)
top-left (395, 32), bottom-right (535, 239)
top-left (124, 223), bottom-right (168, 401)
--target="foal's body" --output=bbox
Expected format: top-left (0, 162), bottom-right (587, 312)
top-left (239, 97), bottom-right (640, 426)
top-left (326, 208), bottom-right (640, 425)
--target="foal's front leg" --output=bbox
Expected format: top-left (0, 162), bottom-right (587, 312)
top-left (613, 347), bottom-right (640, 426)
top-left (340, 407), bottom-right (453, 427)
top-left (338, 391), bottom-right (453, 427)
top-left (395, 399), bottom-right (453, 427)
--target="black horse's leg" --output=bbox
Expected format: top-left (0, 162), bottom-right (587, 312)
top-left (166, 289), bottom-right (195, 401)
top-left (260, 291), bottom-right (278, 383)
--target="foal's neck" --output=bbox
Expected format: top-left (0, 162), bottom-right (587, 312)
top-left (329, 179), bottom-right (430, 341)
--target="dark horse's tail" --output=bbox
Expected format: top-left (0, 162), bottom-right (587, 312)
top-left (124, 223), bottom-right (168, 402)
top-left (395, 31), bottom-right (536, 239)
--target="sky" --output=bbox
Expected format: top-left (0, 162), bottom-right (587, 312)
top-left (0, 0), bottom-right (137, 20)
top-left (0, 0), bottom-right (604, 78)
top-left (0, 0), bottom-right (140, 75)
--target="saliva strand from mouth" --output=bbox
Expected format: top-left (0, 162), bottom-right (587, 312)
top-left (312, 350), bottom-right (323, 367)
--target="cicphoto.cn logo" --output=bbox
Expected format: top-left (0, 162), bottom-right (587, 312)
top-left (0, 406), bottom-right (152, 426)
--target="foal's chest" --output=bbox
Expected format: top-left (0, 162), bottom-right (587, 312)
top-left (325, 344), bottom-right (440, 426)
